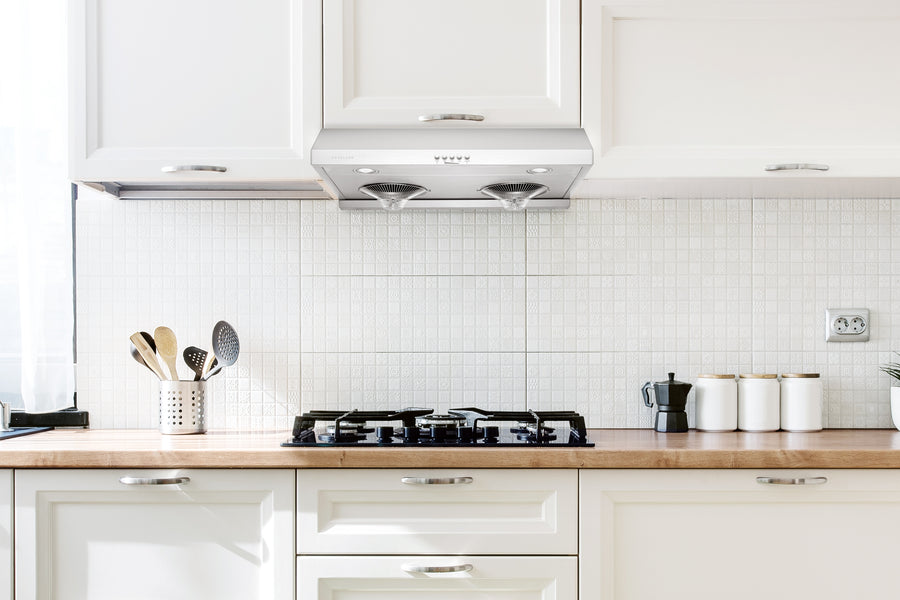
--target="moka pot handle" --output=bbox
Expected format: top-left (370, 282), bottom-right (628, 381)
top-left (642, 381), bottom-right (655, 408)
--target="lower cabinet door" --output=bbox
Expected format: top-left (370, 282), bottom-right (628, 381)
top-left (0, 470), bottom-right (10, 600)
top-left (581, 469), bottom-right (900, 600)
top-left (298, 556), bottom-right (576, 600)
top-left (15, 469), bottom-right (294, 600)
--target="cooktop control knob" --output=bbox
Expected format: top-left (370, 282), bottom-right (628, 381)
top-left (376, 426), bottom-right (395, 444)
top-left (483, 426), bottom-right (500, 443)
top-left (402, 427), bottom-right (419, 444)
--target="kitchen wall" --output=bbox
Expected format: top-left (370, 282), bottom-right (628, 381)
top-left (76, 186), bottom-right (900, 430)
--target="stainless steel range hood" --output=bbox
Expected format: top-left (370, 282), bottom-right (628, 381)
top-left (311, 129), bottom-right (593, 210)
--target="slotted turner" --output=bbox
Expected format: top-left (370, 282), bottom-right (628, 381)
top-left (183, 346), bottom-right (217, 382)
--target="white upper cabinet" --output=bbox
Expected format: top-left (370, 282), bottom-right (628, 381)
top-left (323, 0), bottom-right (581, 128)
top-left (582, 0), bottom-right (900, 180)
top-left (70, 0), bottom-right (322, 183)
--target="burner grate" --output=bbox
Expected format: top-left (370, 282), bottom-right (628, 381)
top-left (282, 406), bottom-right (593, 447)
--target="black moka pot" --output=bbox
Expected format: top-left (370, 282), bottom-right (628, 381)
top-left (642, 372), bottom-right (692, 433)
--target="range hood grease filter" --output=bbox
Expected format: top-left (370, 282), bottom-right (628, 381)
top-left (312, 128), bottom-right (593, 210)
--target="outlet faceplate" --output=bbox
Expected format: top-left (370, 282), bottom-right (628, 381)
top-left (825, 308), bottom-right (870, 342)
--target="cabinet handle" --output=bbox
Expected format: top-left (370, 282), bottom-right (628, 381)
top-left (161, 165), bottom-right (228, 173)
top-left (764, 163), bottom-right (829, 172)
top-left (119, 476), bottom-right (191, 486)
top-left (418, 114), bottom-right (485, 123)
top-left (401, 476), bottom-right (474, 485)
top-left (756, 476), bottom-right (828, 485)
top-left (401, 563), bottom-right (474, 574)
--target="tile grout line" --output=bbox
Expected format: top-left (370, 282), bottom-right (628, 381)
top-left (524, 211), bottom-right (529, 413)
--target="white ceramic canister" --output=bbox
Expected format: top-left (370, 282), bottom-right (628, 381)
top-left (780, 373), bottom-right (823, 432)
top-left (695, 374), bottom-right (737, 431)
top-left (737, 374), bottom-right (780, 432)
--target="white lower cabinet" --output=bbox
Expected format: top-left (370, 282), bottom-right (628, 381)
top-left (15, 469), bottom-right (294, 600)
top-left (297, 469), bottom-right (578, 555)
top-left (298, 469), bottom-right (578, 600)
top-left (0, 470), bottom-right (10, 600)
top-left (297, 556), bottom-right (577, 600)
top-left (580, 469), bottom-right (900, 600)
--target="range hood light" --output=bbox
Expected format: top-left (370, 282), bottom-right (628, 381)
top-left (527, 167), bottom-right (552, 174)
top-left (354, 167), bottom-right (379, 174)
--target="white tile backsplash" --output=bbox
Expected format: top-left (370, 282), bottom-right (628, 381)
top-left (300, 199), bottom-right (525, 276)
top-left (300, 352), bottom-right (525, 415)
top-left (300, 276), bottom-right (526, 352)
top-left (75, 189), bottom-right (900, 429)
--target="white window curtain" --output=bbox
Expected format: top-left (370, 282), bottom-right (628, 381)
top-left (0, 0), bottom-right (74, 412)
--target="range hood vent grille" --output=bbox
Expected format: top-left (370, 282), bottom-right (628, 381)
top-left (359, 182), bottom-right (428, 210)
top-left (478, 182), bottom-right (548, 211)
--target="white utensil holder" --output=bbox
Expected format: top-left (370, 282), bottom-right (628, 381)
top-left (158, 380), bottom-right (206, 435)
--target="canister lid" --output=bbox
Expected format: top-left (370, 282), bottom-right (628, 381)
top-left (738, 373), bottom-right (777, 379)
top-left (781, 373), bottom-right (820, 378)
top-left (697, 374), bottom-right (735, 379)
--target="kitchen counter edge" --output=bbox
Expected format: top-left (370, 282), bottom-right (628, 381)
top-left (0, 428), bottom-right (899, 469)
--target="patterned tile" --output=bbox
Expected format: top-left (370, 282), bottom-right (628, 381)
top-left (527, 197), bottom-right (751, 276)
top-left (300, 352), bottom-right (525, 415)
top-left (527, 351), bottom-right (751, 428)
top-left (300, 199), bottom-right (525, 276)
top-left (74, 190), bottom-right (900, 430)
top-left (300, 276), bottom-right (526, 352)
top-left (527, 274), bottom-right (752, 353)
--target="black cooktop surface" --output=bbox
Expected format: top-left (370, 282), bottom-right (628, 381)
top-left (281, 407), bottom-right (593, 447)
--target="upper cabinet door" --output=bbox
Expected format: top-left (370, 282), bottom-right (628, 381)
top-left (323, 0), bottom-right (580, 128)
top-left (70, 0), bottom-right (322, 182)
top-left (582, 0), bottom-right (900, 179)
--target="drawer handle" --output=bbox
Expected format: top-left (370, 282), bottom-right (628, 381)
top-left (119, 476), bottom-right (191, 486)
top-left (418, 113), bottom-right (485, 123)
top-left (402, 563), bottom-right (474, 574)
top-left (764, 163), bottom-right (829, 172)
top-left (756, 476), bottom-right (828, 486)
top-left (161, 165), bottom-right (228, 173)
top-left (401, 476), bottom-right (474, 485)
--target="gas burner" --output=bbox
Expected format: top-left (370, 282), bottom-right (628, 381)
top-left (510, 421), bottom-right (557, 443)
top-left (415, 414), bottom-right (466, 428)
top-left (282, 406), bottom-right (593, 447)
top-left (319, 422), bottom-right (374, 444)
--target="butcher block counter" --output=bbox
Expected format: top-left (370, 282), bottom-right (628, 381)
top-left (1, 428), bottom-right (900, 468)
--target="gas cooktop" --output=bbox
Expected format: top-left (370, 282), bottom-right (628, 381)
top-left (281, 407), bottom-right (593, 447)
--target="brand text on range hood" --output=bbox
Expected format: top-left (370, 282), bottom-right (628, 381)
top-left (310, 129), bottom-right (593, 210)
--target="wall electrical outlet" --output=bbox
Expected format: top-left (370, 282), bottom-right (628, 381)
top-left (825, 308), bottom-right (870, 342)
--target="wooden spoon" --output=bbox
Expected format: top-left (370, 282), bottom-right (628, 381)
top-left (153, 326), bottom-right (179, 381)
top-left (130, 332), bottom-right (167, 380)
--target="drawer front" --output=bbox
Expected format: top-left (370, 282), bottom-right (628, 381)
top-left (298, 469), bottom-right (577, 555)
top-left (298, 556), bottom-right (576, 600)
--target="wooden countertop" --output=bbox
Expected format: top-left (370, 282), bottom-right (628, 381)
top-left (2, 428), bottom-right (900, 468)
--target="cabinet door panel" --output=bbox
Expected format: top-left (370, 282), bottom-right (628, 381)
top-left (15, 469), bottom-right (294, 600)
top-left (0, 470), bottom-right (9, 600)
top-left (580, 469), bottom-right (900, 600)
top-left (582, 1), bottom-right (900, 178)
top-left (298, 556), bottom-right (577, 600)
top-left (71, 0), bottom-right (321, 180)
top-left (324, 0), bottom-right (580, 127)
top-left (298, 469), bottom-right (577, 555)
